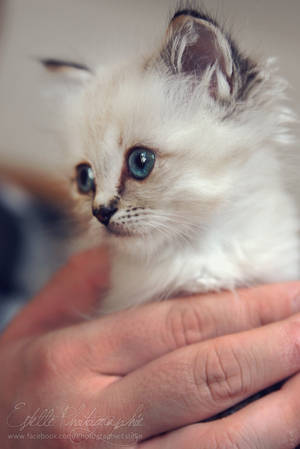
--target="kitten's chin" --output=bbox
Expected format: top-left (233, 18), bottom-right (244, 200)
top-left (105, 223), bottom-right (158, 256)
top-left (106, 223), bottom-right (137, 238)
top-left (106, 223), bottom-right (172, 260)
top-left (106, 226), bottom-right (146, 256)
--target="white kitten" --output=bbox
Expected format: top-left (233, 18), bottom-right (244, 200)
top-left (44, 7), bottom-right (299, 313)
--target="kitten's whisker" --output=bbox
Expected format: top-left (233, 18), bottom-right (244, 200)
top-left (140, 218), bottom-right (192, 246)
top-left (144, 212), bottom-right (203, 236)
top-left (141, 209), bottom-right (203, 231)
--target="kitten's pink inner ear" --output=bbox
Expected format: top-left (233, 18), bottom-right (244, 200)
top-left (166, 15), bottom-right (234, 98)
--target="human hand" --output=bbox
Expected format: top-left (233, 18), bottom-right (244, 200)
top-left (1, 249), bottom-right (300, 448)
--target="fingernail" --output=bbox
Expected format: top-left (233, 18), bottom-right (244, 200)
top-left (292, 293), bottom-right (300, 312)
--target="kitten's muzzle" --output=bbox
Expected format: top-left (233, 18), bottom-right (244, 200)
top-left (92, 205), bottom-right (118, 226)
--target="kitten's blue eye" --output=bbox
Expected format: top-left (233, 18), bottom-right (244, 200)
top-left (76, 163), bottom-right (95, 194)
top-left (127, 147), bottom-right (155, 180)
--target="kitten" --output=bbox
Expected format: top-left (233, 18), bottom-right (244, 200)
top-left (43, 6), bottom-right (299, 314)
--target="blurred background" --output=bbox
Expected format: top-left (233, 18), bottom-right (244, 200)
top-left (0, 0), bottom-right (299, 328)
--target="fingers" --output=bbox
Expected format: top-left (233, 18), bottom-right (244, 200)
top-left (140, 373), bottom-right (300, 449)
top-left (81, 282), bottom-right (300, 374)
top-left (220, 372), bottom-right (300, 449)
top-left (96, 313), bottom-right (300, 441)
top-left (3, 247), bottom-right (109, 340)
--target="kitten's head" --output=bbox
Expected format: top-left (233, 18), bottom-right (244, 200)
top-left (43, 8), bottom-right (292, 258)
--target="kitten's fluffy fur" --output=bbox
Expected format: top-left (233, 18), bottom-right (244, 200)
top-left (49, 7), bottom-right (299, 313)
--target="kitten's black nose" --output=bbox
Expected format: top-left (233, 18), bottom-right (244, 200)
top-left (93, 205), bottom-right (117, 226)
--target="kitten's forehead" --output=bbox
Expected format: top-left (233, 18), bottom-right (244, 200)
top-left (89, 67), bottom-right (168, 142)
top-left (81, 65), bottom-right (214, 160)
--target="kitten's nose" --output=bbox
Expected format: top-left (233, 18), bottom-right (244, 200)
top-left (93, 205), bottom-right (117, 226)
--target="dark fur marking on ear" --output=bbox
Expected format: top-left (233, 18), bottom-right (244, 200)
top-left (40, 58), bottom-right (92, 73)
top-left (169, 6), bottom-right (261, 102)
top-left (172, 8), bottom-right (218, 28)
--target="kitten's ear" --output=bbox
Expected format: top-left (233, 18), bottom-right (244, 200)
top-left (40, 59), bottom-right (93, 85)
top-left (160, 12), bottom-right (235, 99)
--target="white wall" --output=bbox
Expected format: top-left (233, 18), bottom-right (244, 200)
top-left (0, 0), bottom-right (299, 182)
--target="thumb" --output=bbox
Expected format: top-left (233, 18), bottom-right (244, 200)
top-left (3, 247), bottom-right (109, 340)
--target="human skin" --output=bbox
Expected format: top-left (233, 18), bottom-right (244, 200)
top-left (1, 248), bottom-right (300, 448)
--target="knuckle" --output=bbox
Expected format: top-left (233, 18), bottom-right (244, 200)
top-left (165, 302), bottom-right (205, 349)
top-left (29, 333), bottom-right (77, 381)
top-left (22, 338), bottom-right (96, 449)
top-left (199, 342), bottom-right (247, 404)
